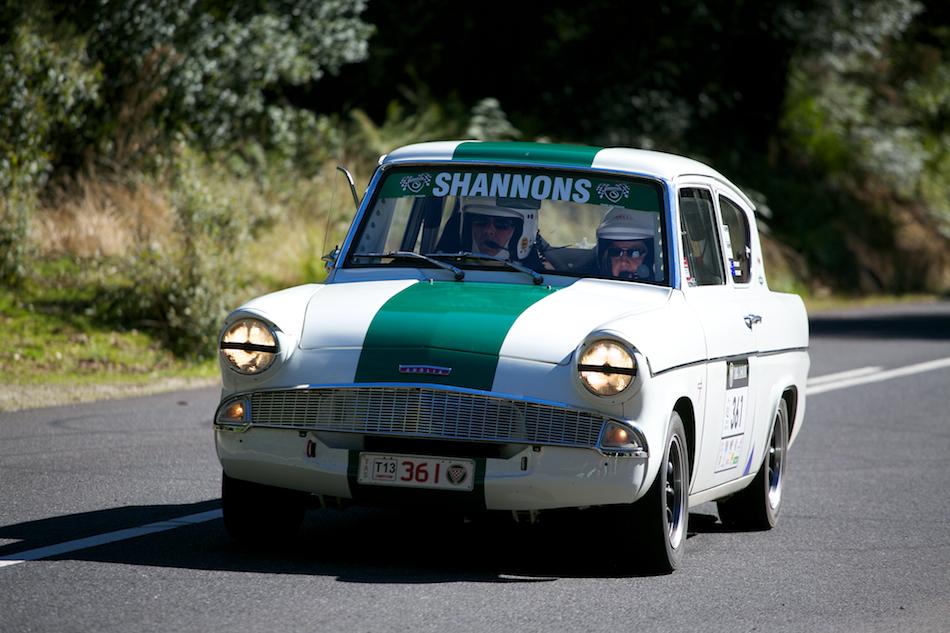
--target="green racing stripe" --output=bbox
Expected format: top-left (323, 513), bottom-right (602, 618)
top-left (355, 281), bottom-right (558, 390)
top-left (452, 141), bottom-right (601, 167)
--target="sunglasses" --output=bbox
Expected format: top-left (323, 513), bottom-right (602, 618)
top-left (472, 216), bottom-right (516, 231)
top-left (607, 247), bottom-right (645, 258)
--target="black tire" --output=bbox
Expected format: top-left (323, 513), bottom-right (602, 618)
top-left (718, 398), bottom-right (789, 530)
top-left (630, 411), bottom-right (690, 574)
top-left (221, 472), bottom-right (308, 545)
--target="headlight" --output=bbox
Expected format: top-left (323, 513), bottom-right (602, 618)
top-left (220, 318), bottom-right (278, 374)
top-left (578, 340), bottom-right (637, 396)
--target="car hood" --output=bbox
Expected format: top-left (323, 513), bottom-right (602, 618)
top-left (299, 278), bottom-right (686, 390)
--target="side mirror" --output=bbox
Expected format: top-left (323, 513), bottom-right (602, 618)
top-left (321, 167), bottom-right (361, 275)
top-left (322, 246), bottom-right (341, 273)
top-left (337, 166), bottom-right (360, 210)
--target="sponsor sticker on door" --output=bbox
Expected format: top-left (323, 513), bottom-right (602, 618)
top-left (716, 360), bottom-right (749, 472)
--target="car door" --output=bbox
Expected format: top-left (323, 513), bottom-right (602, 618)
top-left (678, 185), bottom-right (760, 493)
top-left (716, 191), bottom-right (809, 468)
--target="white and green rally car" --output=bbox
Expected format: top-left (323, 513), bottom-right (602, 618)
top-left (214, 141), bottom-right (809, 572)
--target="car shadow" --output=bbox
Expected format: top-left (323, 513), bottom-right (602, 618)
top-left (1, 501), bottom-right (730, 580)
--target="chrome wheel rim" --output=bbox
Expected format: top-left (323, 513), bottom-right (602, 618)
top-left (766, 407), bottom-right (787, 511)
top-left (665, 434), bottom-right (688, 550)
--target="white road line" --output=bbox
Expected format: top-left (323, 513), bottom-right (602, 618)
top-left (807, 357), bottom-right (950, 395)
top-left (0, 508), bottom-right (222, 568)
top-left (807, 366), bottom-right (883, 386)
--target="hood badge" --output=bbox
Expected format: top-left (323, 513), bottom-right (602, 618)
top-left (399, 364), bottom-right (452, 376)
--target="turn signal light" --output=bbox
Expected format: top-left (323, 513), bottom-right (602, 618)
top-left (600, 421), bottom-right (647, 457)
top-left (224, 402), bottom-right (245, 421)
top-left (605, 426), bottom-right (629, 445)
top-left (215, 397), bottom-right (250, 431)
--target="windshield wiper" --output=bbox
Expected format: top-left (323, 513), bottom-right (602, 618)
top-left (430, 252), bottom-right (544, 285)
top-left (359, 251), bottom-right (465, 281)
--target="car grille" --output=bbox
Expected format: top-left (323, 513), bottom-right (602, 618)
top-left (247, 387), bottom-right (607, 448)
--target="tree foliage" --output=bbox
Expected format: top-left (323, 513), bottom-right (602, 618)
top-left (1, 0), bottom-right (371, 284)
top-left (6, 0), bottom-right (950, 301)
top-left (780, 0), bottom-right (950, 291)
top-left (0, 4), bottom-right (101, 284)
top-left (313, 0), bottom-right (809, 154)
top-left (56, 0), bottom-right (373, 166)
top-left (1, 0), bottom-right (372, 357)
top-left (315, 0), bottom-right (950, 293)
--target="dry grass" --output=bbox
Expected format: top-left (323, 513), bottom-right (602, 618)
top-left (33, 173), bottom-right (174, 258)
top-left (234, 164), bottom-right (367, 291)
top-left (30, 162), bottom-right (368, 292)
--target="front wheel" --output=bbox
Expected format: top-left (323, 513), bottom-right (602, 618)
top-left (718, 398), bottom-right (789, 530)
top-left (629, 411), bottom-right (690, 574)
top-left (221, 472), bottom-right (309, 545)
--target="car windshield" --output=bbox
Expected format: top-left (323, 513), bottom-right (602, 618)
top-left (344, 166), bottom-right (669, 285)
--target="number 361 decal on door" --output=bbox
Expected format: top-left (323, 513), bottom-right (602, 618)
top-left (717, 360), bottom-right (749, 472)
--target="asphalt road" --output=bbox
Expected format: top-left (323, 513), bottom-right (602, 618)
top-left (2, 300), bottom-right (949, 633)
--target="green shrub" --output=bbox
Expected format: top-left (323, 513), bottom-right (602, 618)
top-left (68, 0), bottom-right (372, 165)
top-left (0, 182), bottom-right (36, 286)
top-left (99, 151), bottom-right (271, 359)
top-left (0, 7), bottom-right (101, 284)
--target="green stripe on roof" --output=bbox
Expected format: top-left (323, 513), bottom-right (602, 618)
top-left (453, 142), bottom-right (601, 167)
top-left (355, 281), bottom-right (557, 390)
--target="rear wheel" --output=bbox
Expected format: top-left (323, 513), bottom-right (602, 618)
top-left (221, 472), bottom-right (308, 545)
top-left (718, 398), bottom-right (789, 530)
top-left (629, 411), bottom-right (689, 574)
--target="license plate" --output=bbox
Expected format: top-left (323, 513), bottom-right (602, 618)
top-left (358, 453), bottom-right (476, 491)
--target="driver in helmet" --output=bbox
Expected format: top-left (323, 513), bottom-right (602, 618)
top-left (460, 197), bottom-right (544, 265)
top-left (596, 208), bottom-right (655, 280)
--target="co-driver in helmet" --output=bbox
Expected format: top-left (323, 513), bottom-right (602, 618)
top-left (595, 208), bottom-right (655, 280)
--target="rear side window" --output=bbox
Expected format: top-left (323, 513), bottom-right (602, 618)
top-left (719, 196), bottom-right (752, 284)
top-left (679, 188), bottom-right (724, 286)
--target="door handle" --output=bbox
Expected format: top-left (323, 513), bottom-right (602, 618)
top-left (743, 314), bottom-right (762, 329)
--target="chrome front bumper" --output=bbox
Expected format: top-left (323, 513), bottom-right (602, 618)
top-left (216, 426), bottom-right (649, 512)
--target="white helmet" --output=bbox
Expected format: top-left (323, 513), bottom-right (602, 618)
top-left (596, 208), bottom-right (655, 241)
top-left (461, 197), bottom-right (539, 260)
top-left (596, 208), bottom-right (656, 279)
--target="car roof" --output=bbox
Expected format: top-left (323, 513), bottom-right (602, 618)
top-left (380, 141), bottom-right (741, 195)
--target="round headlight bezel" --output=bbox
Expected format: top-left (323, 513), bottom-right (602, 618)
top-left (577, 338), bottom-right (638, 397)
top-left (219, 317), bottom-right (279, 375)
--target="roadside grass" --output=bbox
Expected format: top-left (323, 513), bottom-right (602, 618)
top-left (1, 161), bottom-right (366, 413)
top-left (800, 291), bottom-right (944, 313)
top-left (1, 107), bottom-right (447, 413)
top-left (0, 257), bottom-right (218, 412)
top-left (240, 164), bottom-right (364, 292)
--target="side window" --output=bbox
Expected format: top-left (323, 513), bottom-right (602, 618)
top-left (679, 188), bottom-right (724, 286)
top-left (719, 196), bottom-right (752, 284)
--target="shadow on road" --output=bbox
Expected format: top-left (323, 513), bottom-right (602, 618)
top-left (809, 302), bottom-right (950, 340)
top-left (1, 501), bottom-right (729, 581)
